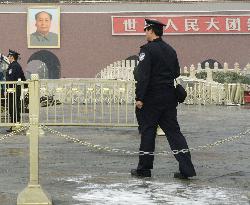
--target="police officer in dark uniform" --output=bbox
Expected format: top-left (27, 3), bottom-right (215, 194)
top-left (6, 50), bottom-right (26, 132)
top-left (131, 19), bottom-right (196, 179)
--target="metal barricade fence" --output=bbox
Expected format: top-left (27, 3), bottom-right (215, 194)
top-left (183, 81), bottom-right (246, 105)
top-left (0, 80), bottom-right (29, 127)
top-left (40, 78), bottom-right (137, 127)
top-left (0, 78), bottom-right (246, 128)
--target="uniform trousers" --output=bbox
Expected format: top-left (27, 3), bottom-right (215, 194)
top-left (8, 90), bottom-right (21, 123)
top-left (135, 87), bottom-right (196, 177)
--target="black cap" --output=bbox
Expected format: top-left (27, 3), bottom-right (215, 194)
top-left (144, 19), bottom-right (166, 31)
top-left (8, 49), bottom-right (20, 58)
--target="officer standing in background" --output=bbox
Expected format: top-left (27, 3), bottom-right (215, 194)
top-left (6, 50), bottom-right (26, 132)
top-left (131, 19), bottom-right (196, 179)
top-left (0, 65), bottom-right (4, 96)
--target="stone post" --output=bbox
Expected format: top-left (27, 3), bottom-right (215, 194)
top-left (130, 60), bottom-right (136, 80)
top-left (117, 61), bottom-right (122, 79)
top-left (205, 62), bottom-right (213, 82)
top-left (107, 65), bottom-right (111, 79)
top-left (197, 63), bottom-right (202, 73)
top-left (121, 60), bottom-right (127, 79)
top-left (183, 66), bottom-right (188, 75)
top-left (223, 62), bottom-right (228, 73)
top-left (214, 62), bottom-right (219, 72)
top-left (185, 84), bottom-right (189, 104)
top-left (246, 63), bottom-right (250, 75)
top-left (234, 62), bottom-right (240, 74)
top-left (230, 84), bottom-right (237, 104)
top-left (205, 62), bottom-right (210, 70)
top-left (189, 64), bottom-right (196, 79)
top-left (234, 83), bottom-right (242, 104)
top-left (114, 61), bottom-right (118, 79)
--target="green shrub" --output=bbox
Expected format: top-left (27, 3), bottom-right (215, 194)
top-left (213, 72), bottom-right (250, 84)
top-left (195, 71), bottom-right (207, 80)
top-left (194, 71), bottom-right (250, 85)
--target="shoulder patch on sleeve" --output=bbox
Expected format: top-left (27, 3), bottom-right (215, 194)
top-left (139, 53), bottom-right (145, 61)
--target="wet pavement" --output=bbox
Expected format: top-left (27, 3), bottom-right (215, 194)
top-left (0, 104), bottom-right (250, 205)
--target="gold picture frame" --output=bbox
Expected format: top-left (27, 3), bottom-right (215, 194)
top-left (27, 6), bottom-right (60, 48)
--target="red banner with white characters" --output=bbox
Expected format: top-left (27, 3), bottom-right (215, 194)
top-left (112, 16), bottom-right (250, 35)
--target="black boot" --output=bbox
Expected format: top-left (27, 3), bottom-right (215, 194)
top-left (131, 169), bottom-right (151, 178)
top-left (174, 172), bottom-right (189, 180)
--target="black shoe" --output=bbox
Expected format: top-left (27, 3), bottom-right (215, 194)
top-left (174, 172), bottom-right (189, 180)
top-left (131, 169), bottom-right (151, 178)
top-left (6, 127), bottom-right (13, 132)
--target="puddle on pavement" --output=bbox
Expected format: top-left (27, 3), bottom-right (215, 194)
top-left (60, 174), bottom-right (249, 205)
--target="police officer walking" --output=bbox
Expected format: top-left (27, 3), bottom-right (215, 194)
top-left (6, 50), bottom-right (26, 132)
top-left (131, 19), bottom-right (196, 179)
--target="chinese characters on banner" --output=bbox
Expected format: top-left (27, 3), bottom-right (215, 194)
top-left (112, 16), bottom-right (250, 35)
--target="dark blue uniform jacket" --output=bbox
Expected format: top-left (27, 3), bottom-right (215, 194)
top-left (6, 61), bottom-right (26, 82)
top-left (135, 37), bottom-right (180, 102)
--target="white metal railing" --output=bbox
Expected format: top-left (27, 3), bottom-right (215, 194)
top-left (183, 80), bottom-right (246, 105)
top-left (97, 60), bottom-right (250, 82)
top-left (0, 76), bottom-right (247, 127)
top-left (96, 59), bottom-right (248, 105)
top-left (0, 80), bottom-right (29, 126)
top-left (39, 78), bottom-right (137, 126)
top-left (95, 60), bottom-right (137, 81)
top-left (183, 62), bottom-right (250, 78)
